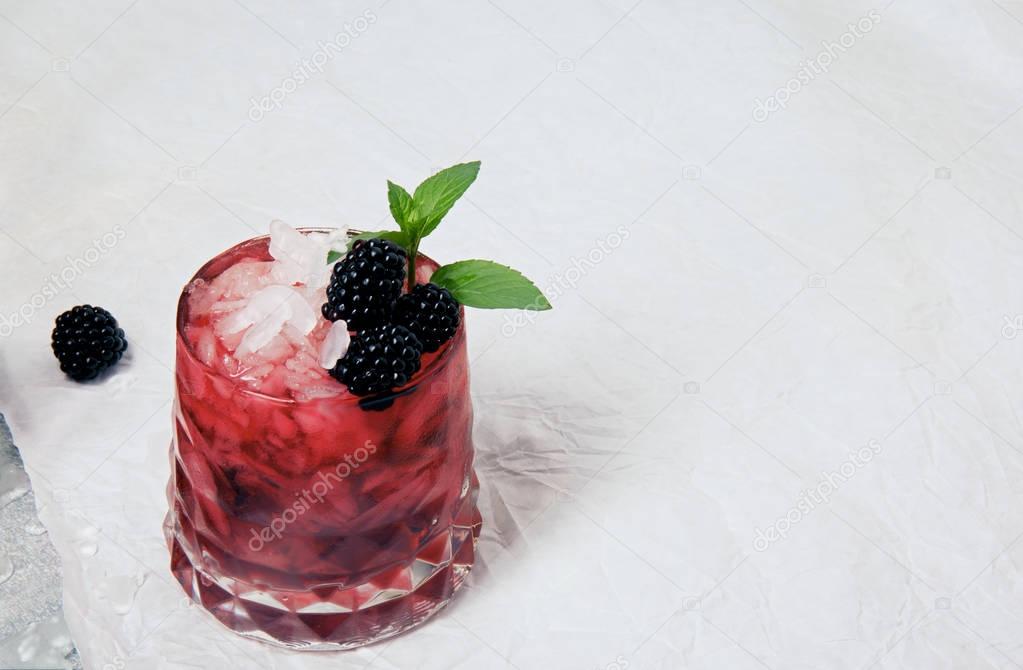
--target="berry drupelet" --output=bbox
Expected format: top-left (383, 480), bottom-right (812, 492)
top-left (51, 305), bottom-right (128, 381)
top-left (322, 238), bottom-right (406, 330)
top-left (393, 282), bottom-right (460, 353)
top-left (329, 324), bottom-right (423, 396)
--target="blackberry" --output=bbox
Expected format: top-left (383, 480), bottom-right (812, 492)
top-left (329, 324), bottom-right (423, 396)
top-left (322, 238), bottom-right (406, 329)
top-left (393, 283), bottom-right (460, 352)
top-left (51, 305), bottom-right (128, 381)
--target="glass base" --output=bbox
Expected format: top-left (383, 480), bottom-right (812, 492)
top-left (163, 504), bottom-right (482, 651)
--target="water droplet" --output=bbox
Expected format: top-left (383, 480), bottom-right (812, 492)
top-left (72, 520), bottom-right (100, 556)
top-left (0, 553), bottom-right (14, 584)
top-left (108, 373), bottom-right (139, 397)
top-left (76, 522), bottom-right (100, 539)
top-left (97, 573), bottom-right (147, 615)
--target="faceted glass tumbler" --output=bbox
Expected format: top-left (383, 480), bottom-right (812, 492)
top-left (163, 233), bottom-right (481, 650)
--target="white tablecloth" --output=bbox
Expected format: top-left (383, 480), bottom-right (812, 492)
top-left (4, 1), bottom-right (1023, 668)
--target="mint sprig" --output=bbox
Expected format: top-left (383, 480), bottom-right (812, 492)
top-left (334, 161), bottom-right (550, 312)
top-left (431, 260), bottom-right (551, 310)
top-left (387, 162), bottom-right (480, 285)
top-left (410, 162), bottom-right (480, 238)
top-left (387, 180), bottom-right (413, 235)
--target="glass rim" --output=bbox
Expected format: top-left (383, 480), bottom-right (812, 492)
top-left (175, 227), bottom-right (464, 406)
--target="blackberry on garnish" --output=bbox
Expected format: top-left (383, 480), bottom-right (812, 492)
top-left (329, 324), bottom-right (423, 396)
top-left (394, 282), bottom-right (460, 352)
top-left (51, 305), bottom-right (128, 381)
top-left (322, 238), bottom-right (406, 329)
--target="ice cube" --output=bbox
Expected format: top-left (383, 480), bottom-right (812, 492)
top-left (248, 334), bottom-right (293, 363)
top-left (303, 253), bottom-right (332, 291)
top-left (195, 327), bottom-right (217, 367)
top-left (225, 285), bottom-right (318, 357)
top-left (319, 320), bottom-right (351, 369)
top-left (218, 328), bottom-right (245, 353)
top-left (280, 323), bottom-right (310, 347)
top-left (210, 299), bottom-right (248, 313)
top-left (236, 310), bottom-right (289, 358)
top-left (210, 260), bottom-right (271, 300)
top-left (186, 278), bottom-right (217, 316)
top-left (221, 285), bottom-right (314, 335)
top-left (268, 220), bottom-right (335, 289)
top-left (324, 226), bottom-right (351, 257)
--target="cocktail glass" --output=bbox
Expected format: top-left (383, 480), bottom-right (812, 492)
top-left (163, 230), bottom-right (481, 650)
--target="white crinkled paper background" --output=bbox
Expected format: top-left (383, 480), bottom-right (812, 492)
top-left (4, 0), bottom-right (1023, 668)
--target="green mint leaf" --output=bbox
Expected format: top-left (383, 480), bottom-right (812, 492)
top-left (410, 161), bottom-right (480, 238)
top-left (387, 180), bottom-right (413, 233)
top-left (431, 260), bottom-right (551, 311)
top-left (345, 230), bottom-right (408, 251)
top-left (326, 249), bottom-right (343, 264)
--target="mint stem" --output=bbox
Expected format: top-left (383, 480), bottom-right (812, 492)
top-left (407, 236), bottom-right (419, 290)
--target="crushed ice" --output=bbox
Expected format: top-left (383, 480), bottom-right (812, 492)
top-left (186, 221), bottom-right (357, 396)
top-left (225, 285), bottom-right (318, 357)
top-left (268, 220), bottom-right (335, 289)
top-left (220, 221), bottom-right (344, 359)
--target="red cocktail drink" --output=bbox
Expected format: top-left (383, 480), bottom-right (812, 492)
top-left (164, 231), bottom-right (481, 650)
